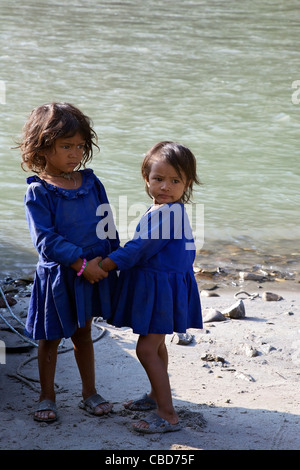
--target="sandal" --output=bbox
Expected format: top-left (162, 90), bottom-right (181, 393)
top-left (132, 413), bottom-right (181, 434)
top-left (34, 400), bottom-right (58, 423)
top-left (124, 393), bottom-right (157, 411)
top-left (79, 393), bottom-right (113, 416)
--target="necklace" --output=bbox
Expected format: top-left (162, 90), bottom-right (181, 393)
top-left (42, 171), bottom-right (77, 187)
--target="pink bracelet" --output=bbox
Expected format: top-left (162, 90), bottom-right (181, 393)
top-left (77, 258), bottom-right (87, 276)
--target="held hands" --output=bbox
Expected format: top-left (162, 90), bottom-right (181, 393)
top-left (82, 256), bottom-right (108, 284)
top-left (71, 256), bottom-right (112, 284)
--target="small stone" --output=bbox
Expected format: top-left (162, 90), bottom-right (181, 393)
top-left (262, 292), bottom-right (283, 301)
top-left (203, 308), bottom-right (226, 323)
top-left (243, 344), bottom-right (259, 357)
top-left (239, 272), bottom-right (265, 281)
top-left (200, 290), bottom-right (220, 297)
top-left (201, 353), bottom-right (226, 363)
top-left (222, 300), bottom-right (245, 319)
top-left (260, 343), bottom-right (276, 354)
top-left (171, 333), bottom-right (194, 345)
top-left (234, 371), bottom-right (255, 382)
top-left (13, 279), bottom-right (30, 286)
top-left (0, 295), bottom-right (17, 308)
top-left (233, 343), bottom-right (259, 357)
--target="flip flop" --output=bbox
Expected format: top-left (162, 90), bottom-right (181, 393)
top-left (34, 400), bottom-right (58, 423)
top-left (79, 393), bottom-right (113, 415)
top-left (124, 393), bottom-right (157, 411)
top-left (132, 413), bottom-right (181, 434)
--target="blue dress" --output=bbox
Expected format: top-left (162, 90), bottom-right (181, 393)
top-left (108, 203), bottom-right (202, 335)
top-left (24, 169), bottom-right (119, 340)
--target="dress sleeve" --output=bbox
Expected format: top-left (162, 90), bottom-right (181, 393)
top-left (24, 183), bottom-right (83, 266)
top-left (108, 203), bottom-right (184, 270)
top-left (94, 176), bottom-right (120, 252)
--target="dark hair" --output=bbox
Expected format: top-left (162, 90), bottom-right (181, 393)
top-left (19, 102), bottom-right (99, 173)
top-left (141, 141), bottom-right (200, 203)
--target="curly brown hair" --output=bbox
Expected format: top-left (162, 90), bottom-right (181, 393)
top-left (141, 141), bottom-right (200, 203)
top-left (19, 102), bottom-right (99, 173)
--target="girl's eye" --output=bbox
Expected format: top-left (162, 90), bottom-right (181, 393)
top-left (61, 144), bottom-right (85, 150)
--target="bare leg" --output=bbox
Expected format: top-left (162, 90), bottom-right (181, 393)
top-left (147, 337), bottom-right (168, 403)
top-left (134, 334), bottom-right (178, 430)
top-left (124, 337), bottom-right (169, 408)
top-left (71, 319), bottom-right (112, 415)
top-left (35, 338), bottom-right (61, 421)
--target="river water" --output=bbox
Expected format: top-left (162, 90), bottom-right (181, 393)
top-left (0, 0), bottom-right (300, 278)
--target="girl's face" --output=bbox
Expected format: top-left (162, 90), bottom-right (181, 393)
top-left (146, 159), bottom-right (188, 205)
top-left (43, 132), bottom-right (85, 174)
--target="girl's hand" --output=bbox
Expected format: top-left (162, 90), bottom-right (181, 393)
top-left (83, 257), bottom-right (108, 284)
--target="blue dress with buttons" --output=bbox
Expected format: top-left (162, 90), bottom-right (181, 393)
top-left (24, 169), bottom-right (119, 340)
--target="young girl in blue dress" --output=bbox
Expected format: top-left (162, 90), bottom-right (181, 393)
top-left (99, 141), bottom-right (203, 433)
top-left (19, 102), bottom-right (119, 422)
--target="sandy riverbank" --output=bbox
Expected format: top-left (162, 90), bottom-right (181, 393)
top-left (0, 269), bottom-right (300, 451)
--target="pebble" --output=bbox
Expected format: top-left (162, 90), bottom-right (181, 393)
top-left (200, 290), bottom-right (220, 297)
top-left (260, 343), bottom-right (276, 354)
top-left (0, 294), bottom-right (17, 308)
top-left (234, 371), bottom-right (255, 382)
top-left (221, 299), bottom-right (246, 319)
top-left (201, 353), bottom-right (226, 363)
top-left (239, 272), bottom-right (265, 281)
top-left (242, 344), bottom-right (259, 357)
top-left (202, 308), bottom-right (226, 323)
top-left (171, 332), bottom-right (194, 345)
top-left (262, 292), bottom-right (283, 301)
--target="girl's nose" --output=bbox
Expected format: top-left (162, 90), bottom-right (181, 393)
top-left (161, 181), bottom-right (170, 191)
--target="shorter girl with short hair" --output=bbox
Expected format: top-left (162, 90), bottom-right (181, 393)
top-left (99, 141), bottom-right (203, 433)
top-left (19, 102), bottom-right (119, 422)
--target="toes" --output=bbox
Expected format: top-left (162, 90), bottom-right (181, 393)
top-left (132, 420), bottom-right (149, 430)
top-left (35, 410), bottom-right (56, 421)
top-left (94, 402), bottom-right (113, 415)
top-left (94, 406), bottom-right (104, 416)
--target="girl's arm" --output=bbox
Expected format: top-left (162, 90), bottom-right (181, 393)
top-left (99, 257), bottom-right (118, 272)
top-left (25, 184), bottom-right (83, 266)
top-left (100, 203), bottom-right (185, 272)
top-left (25, 183), bottom-right (110, 282)
top-left (94, 175), bottom-right (120, 252)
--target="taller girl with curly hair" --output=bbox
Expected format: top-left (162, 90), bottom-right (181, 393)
top-left (19, 102), bottom-right (119, 422)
